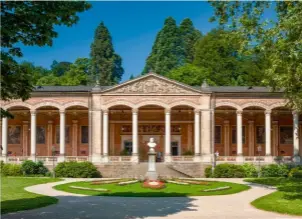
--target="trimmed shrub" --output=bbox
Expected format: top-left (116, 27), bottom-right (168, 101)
top-left (292, 170), bottom-right (302, 179)
top-left (2, 163), bottom-right (22, 176)
top-left (205, 166), bottom-right (212, 178)
top-left (260, 164), bottom-right (289, 177)
top-left (288, 166), bottom-right (302, 178)
top-left (213, 164), bottom-right (245, 178)
top-left (54, 161), bottom-right (101, 178)
top-left (21, 160), bottom-right (48, 175)
top-left (242, 163), bottom-right (258, 178)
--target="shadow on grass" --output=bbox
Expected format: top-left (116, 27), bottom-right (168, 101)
top-left (2, 195), bottom-right (197, 219)
top-left (1, 196), bottom-right (58, 215)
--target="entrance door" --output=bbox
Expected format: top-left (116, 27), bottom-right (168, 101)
top-left (171, 135), bottom-right (181, 156)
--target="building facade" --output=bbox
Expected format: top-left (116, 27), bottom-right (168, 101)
top-left (1, 73), bottom-right (301, 175)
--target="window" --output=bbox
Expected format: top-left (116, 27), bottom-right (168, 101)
top-left (232, 126), bottom-right (246, 144)
top-left (81, 126), bottom-right (88, 144)
top-left (171, 141), bottom-right (179, 156)
top-left (256, 126), bottom-right (265, 144)
top-left (56, 126), bottom-right (70, 144)
top-left (124, 141), bottom-right (132, 155)
top-left (8, 126), bottom-right (21, 144)
top-left (215, 126), bottom-right (222, 144)
top-left (36, 126), bottom-right (46, 144)
top-left (280, 126), bottom-right (293, 144)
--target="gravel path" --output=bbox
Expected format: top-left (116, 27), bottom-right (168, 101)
top-left (2, 178), bottom-right (300, 219)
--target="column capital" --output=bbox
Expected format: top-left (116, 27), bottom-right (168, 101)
top-left (165, 108), bottom-right (171, 114)
top-left (292, 111), bottom-right (299, 116)
top-left (59, 109), bottom-right (65, 114)
top-left (194, 109), bottom-right (200, 114)
top-left (102, 109), bottom-right (109, 114)
top-left (48, 120), bottom-right (54, 124)
top-left (265, 109), bottom-right (272, 114)
top-left (132, 108), bottom-right (138, 114)
top-left (223, 120), bottom-right (230, 125)
top-left (272, 121), bottom-right (279, 125)
top-left (236, 110), bottom-right (243, 115)
top-left (248, 120), bottom-right (254, 124)
top-left (30, 110), bottom-right (36, 115)
top-left (22, 121), bottom-right (29, 124)
top-left (72, 120), bottom-right (78, 124)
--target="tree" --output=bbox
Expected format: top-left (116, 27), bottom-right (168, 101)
top-left (143, 17), bottom-right (184, 75)
top-left (51, 60), bottom-right (72, 77)
top-left (209, 1), bottom-right (302, 111)
top-left (167, 64), bottom-right (214, 86)
top-left (36, 74), bottom-right (60, 86)
top-left (129, 74), bottom-right (135, 80)
top-left (90, 22), bottom-right (124, 85)
top-left (193, 29), bottom-right (264, 86)
top-left (19, 62), bottom-right (50, 84)
top-left (60, 58), bottom-right (90, 85)
top-left (1, 1), bottom-right (91, 117)
top-left (179, 18), bottom-right (202, 63)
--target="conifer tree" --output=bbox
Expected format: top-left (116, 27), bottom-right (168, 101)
top-left (142, 17), bottom-right (183, 75)
top-left (90, 22), bottom-right (124, 85)
top-left (179, 18), bottom-right (202, 63)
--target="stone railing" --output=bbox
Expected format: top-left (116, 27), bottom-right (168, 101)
top-left (216, 156), bottom-right (237, 162)
top-left (65, 156), bottom-right (89, 162)
top-left (36, 156), bottom-right (58, 165)
top-left (5, 156), bottom-right (30, 164)
top-left (171, 156), bottom-right (194, 162)
top-left (109, 156), bottom-right (132, 162)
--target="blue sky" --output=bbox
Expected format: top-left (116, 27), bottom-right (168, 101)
top-left (19, 1), bottom-right (217, 81)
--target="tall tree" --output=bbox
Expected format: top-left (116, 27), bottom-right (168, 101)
top-left (1, 1), bottom-right (91, 117)
top-left (90, 22), bottom-right (124, 85)
top-left (51, 60), bottom-right (72, 77)
top-left (179, 18), bottom-right (202, 63)
top-left (209, 1), bottom-right (302, 111)
top-left (61, 58), bottom-right (90, 85)
top-left (193, 29), bottom-right (264, 86)
top-left (143, 17), bottom-right (184, 75)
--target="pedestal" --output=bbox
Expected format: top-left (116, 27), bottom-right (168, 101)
top-left (145, 151), bottom-right (158, 180)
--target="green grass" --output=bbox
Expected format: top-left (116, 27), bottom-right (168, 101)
top-left (55, 180), bottom-right (249, 197)
top-left (245, 177), bottom-right (302, 216)
top-left (1, 177), bottom-right (61, 214)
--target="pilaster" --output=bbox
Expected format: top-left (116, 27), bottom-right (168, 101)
top-left (91, 110), bottom-right (102, 163)
top-left (248, 121), bottom-right (255, 156)
top-left (22, 121), bottom-right (29, 156)
top-left (223, 120), bottom-right (230, 156)
top-left (30, 110), bottom-right (36, 161)
top-left (72, 120), bottom-right (78, 156)
top-left (164, 108), bottom-right (171, 162)
top-left (47, 121), bottom-right (53, 156)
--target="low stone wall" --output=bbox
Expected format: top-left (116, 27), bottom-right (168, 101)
top-left (168, 163), bottom-right (210, 178)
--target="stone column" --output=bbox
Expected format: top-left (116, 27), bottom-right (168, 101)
top-left (236, 110), bottom-right (243, 156)
top-left (72, 120), bottom-right (78, 156)
top-left (293, 111), bottom-right (300, 162)
top-left (132, 108), bottom-right (139, 162)
top-left (265, 110), bottom-right (271, 156)
top-left (102, 109), bottom-right (109, 162)
top-left (22, 121), bottom-right (29, 156)
top-left (201, 110), bottom-right (212, 162)
top-left (30, 110), bottom-right (36, 160)
top-left (164, 108), bottom-right (171, 162)
top-left (91, 110), bottom-right (102, 162)
top-left (194, 109), bottom-right (200, 160)
top-left (58, 110), bottom-right (65, 162)
top-left (2, 117), bottom-right (8, 157)
top-left (47, 121), bottom-right (53, 156)
top-left (272, 121), bottom-right (279, 156)
top-left (223, 120), bottom-right (230, 156)
top-left (248, 121), bottom-right (255, 156)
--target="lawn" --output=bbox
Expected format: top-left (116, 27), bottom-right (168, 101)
top-left (55, 180), bottom-right (249, 197)
top-left (1, 177), bottom-right (61, 214)
top-left (245, 177), bottom-right (302, 216)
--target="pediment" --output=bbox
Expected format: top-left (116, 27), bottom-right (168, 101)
top-left (102, 73), bottom-right (201, 95)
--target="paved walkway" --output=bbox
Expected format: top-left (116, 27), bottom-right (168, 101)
top-left (3, 178), bottom-right (301, 219)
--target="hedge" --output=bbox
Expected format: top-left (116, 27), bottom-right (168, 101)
top-left (213, 164), bottom-right (245, 178)
top-left (54, 161), bottom-right (101, 178)
top-left (21, 160), bottom-right (48, 176)
top-left (2, 163), bottom-right (22, 176)
top-left (260, 164), bottom-right (289, 177)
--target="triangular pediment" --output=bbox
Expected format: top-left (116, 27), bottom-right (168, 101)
top-left (102, 73), bottom-right (201, 95)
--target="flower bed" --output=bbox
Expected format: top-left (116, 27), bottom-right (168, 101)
top-left (142, 180), bottom-right (165, 189)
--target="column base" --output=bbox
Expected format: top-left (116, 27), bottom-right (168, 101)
top-left (164, 154), bottom-right (172, 163)
top-left (91, 155), bottom-right (102, 163)
top-left (102, 155), bottom-right (109, 163)
top-left (0, 155), bottom-right (7, 163)
top-left (131, 154), bottom-right (139, 163)
top-left (29, 154), bottom-right (36, 161)
top-left (194, 155), bottom-right (201, 162)
top-left (293, 155), bottom-right (301, 164)
top-left (264, 155), bottom-right (273, 163)
top-left (236, 155), bottom-right (244, 163)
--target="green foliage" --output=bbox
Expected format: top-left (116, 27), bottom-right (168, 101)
top-left (209, 2), bottom-right (302, 111)
top-left (120, 148), bottom-right (131, 156)
top-left (182, 150), bottom-right (194, 156)
top-left (242, 163), bottom-right (258, 178)
top-left (54, 161), bottom-right (101, 178)
top-left (60, 58), bottom-right (90, 85)
top-left (143, 17), bottom-right (184, 75)
top-left (51, 60), bottom-right (72, 77)
top-left (1, 1), bottom-right (90, 117)
top-left (90, 22), bottom-right (124, 85)
top-left (21, 160), bottom-right (48, 176)
top-left (289, 166), bottom-right (302, 178)
top-left (213, 164), bottom-right (245, 178)
top-left (260, 164), bottom-right (289, 177)
top-left (167, 64), bottom-right (214, 86)
top-left (292, 170), bottom-right (302, 179)
top-left (2, 163), bottom-right (22, 176)
top-left (205, 166), bottom-right (213, 178)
